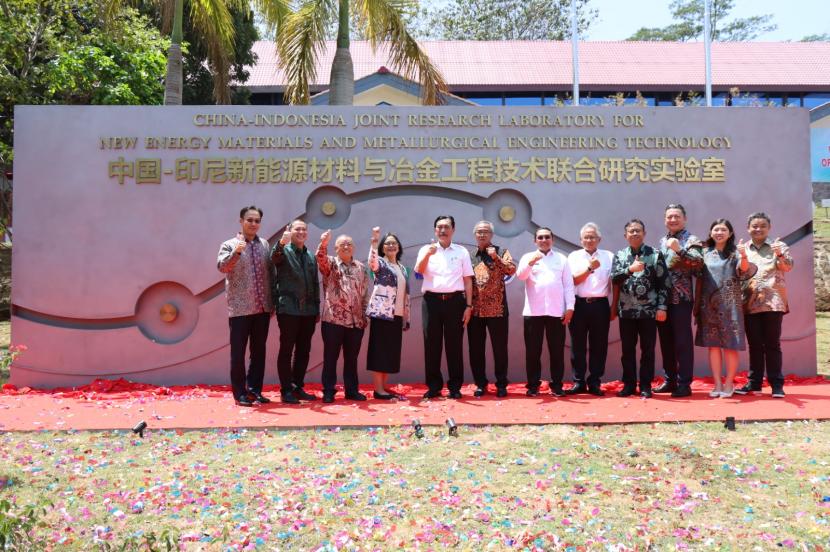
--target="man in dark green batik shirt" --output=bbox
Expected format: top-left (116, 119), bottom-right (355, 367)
top-left (611, 219), bottom-right (670, 398)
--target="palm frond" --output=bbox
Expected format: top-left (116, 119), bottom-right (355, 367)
top-left (190, 0), bottom-right (237, 103)
top-left (277, 0), bottom-right (336, 105)
top-left (353, 0), bottom-right (446, 105)
top-left (251, 0), bottom-right (292, 37)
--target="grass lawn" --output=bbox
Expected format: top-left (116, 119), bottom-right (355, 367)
top-left (815, 206), bottom-right (830, 240)
top-left (0, 301), bottom-right (828, 548)
top-left (1, 422), bottom-right (829, 549)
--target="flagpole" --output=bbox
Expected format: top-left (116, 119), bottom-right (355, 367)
top-left (704, 0), bottom-right (712, 106)
top-left (571, 0), bottom-right (580, 106)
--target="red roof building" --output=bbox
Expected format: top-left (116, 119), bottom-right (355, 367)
top-left (246, 40), bottom-right (830, 108)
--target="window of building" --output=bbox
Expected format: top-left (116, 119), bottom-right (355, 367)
top-left (466, 94), bottom-right (503, 106)
top-left (804, 93), bottom-right (830, 109)
top-left (504, 95), bottom-right (543, 106)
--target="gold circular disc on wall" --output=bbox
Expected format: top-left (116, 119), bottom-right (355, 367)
top-left (159, 303), bottom-right (178, 323)
top-left (321, 201), bottom-right (337, 216)
top-left (499, 205), bottom-right (516, 222)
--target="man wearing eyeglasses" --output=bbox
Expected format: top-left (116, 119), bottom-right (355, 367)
top-left (468, 220), bottom-right (516, 398)
top-left (516, 227), bottom-right (575, 397)
top-left (217, 206), bottom-right (275, 407)
top-left (316, 230), bottom-right (371, 403)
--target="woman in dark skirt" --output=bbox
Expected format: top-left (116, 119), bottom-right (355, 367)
top-left (366, 227), bottom-right (411, 399)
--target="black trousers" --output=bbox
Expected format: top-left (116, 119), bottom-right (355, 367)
top-left (321, 322), bottom-right (365, 394)
top-left (568, 297), bottom-right (610, 386)
top-left (467, 315), bottom-right (509, 389)
top-left (524, 316), bottom-right (566, 390)
top-left (277, 313), bottom-right (317, 391)
top-left (229, 312), bottom-right (271, 399)
top-left (619, 317), bottom-right (657, 390)
top-left (657, 301), bottom-right (694, 386)
top-left (422, 292), bottom-right (466, 393)
top-left (745, 311), bottom-right (785, 388)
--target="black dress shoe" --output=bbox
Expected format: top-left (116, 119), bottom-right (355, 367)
top-left (587, 385), bottom-right (605, 396)
top-left (496, 387), bottom-right (508, 398)
top-left (616, 386), bottom-right (636, 397)
top-left (293, 387), bottom-right (316, 401)
top-left (249, 393), bottom-right (271, 404)
top-left (235, 395), bottom-right (254, 407)
top-left (473, 386), bottom-right (487, 397)
top-left (448, 391), bottom-right (463, 399)
top-left (671, 386), bottom-right (692, 398)
top-left (640, 388), bottom-right (653, 398)
top-left (422, 390), bottom-right (442, 399)
top-left (565, 383), bottom-right (586, 395)
top-left (373, 391), bottom-right (396, 400)
top-left (322, 392), bottom-right (335, 404)
top-left (344, 392), bottom-right (367, 401)
top-left (653, 381), bottom-right (677, 393)
top-left (281, 392), bottom-right (300, 404)
top-left (526, 387), bottom-right (539, 397)
top-left (550, 386), bottom-right (565, 397)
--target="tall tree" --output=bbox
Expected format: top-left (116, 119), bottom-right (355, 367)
top-left (270, 0), bottom-right (446, 106)
top-left (628, 0), bottom-right (776, 42)
top-left (107, 0), bottom-right (270, 104)
top-left (416, 0), bottom-right (597, 41)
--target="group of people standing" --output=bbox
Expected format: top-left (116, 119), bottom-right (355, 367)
top-left (218, 204), bottom-right (792, 406)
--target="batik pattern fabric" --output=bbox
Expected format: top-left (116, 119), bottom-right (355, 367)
top-left (470, 246), bottom-right (516, 318)
top-left (367, 256), bottom-right (411, 329)
top-left (317, 252), bottom-right (370, 329)
top-left (611, 245), bottom-right (670, 320)
top-left (743, 240), bottom-right (793, 315)
top-left (218, 236), bottom-right (274, 317)
top-left (659, 229), bottom-right (704, 304)
top-left (695, 247), bottom-right (757, 350)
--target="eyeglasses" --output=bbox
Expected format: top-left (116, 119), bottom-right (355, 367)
top-left (244, 218), bottom-right (261, 224)
top-left (383, 242), bottom-right (399, 247)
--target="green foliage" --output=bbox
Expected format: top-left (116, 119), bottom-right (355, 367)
top-left (180, 5), bottom-right (258, 105)
top-left (0, 498), bottom-right (51, 550)
top-left (0, 1), bottom-right (168, 166)
top-left (47, 13), bottom-right (167, 105)
top-left (628, 0), bottom-right (776, 42)
top-left (415, 0), bottom-right (596, 40)
top-left (801, 33), bottom-right (830, 42)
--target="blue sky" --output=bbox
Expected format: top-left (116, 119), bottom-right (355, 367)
top-left (584, 0), bottom-right (828, 41)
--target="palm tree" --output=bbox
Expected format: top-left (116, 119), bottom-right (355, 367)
top-left (272, 0), bottom-right (447, 105)
top-left (106, 0), bottom-right (280, 104)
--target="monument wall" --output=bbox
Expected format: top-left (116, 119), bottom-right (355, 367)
top-left (10, 106), bottom-right (815, 387)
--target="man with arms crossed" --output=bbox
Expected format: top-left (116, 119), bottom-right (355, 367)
top-left (415, 215), bottom-right (474, 399)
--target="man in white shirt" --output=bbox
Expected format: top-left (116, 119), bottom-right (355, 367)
top-left (415, 215), bottom-right (475, 399)
top-left (516, 227), bottom-right (575, 397)
top-left (566, 223), bottom-right (614, 396)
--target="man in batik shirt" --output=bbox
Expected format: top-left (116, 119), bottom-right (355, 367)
top-left (468, 221), bottom-right (516, 398)
top-left (738, 212), bottom-right (794, 398)
top-left (656, 203), bottom-right (703, 398)
top-left (611, 219), bottom-right (670, 398)
top-left (316, 230), bottom-right (371, 404)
